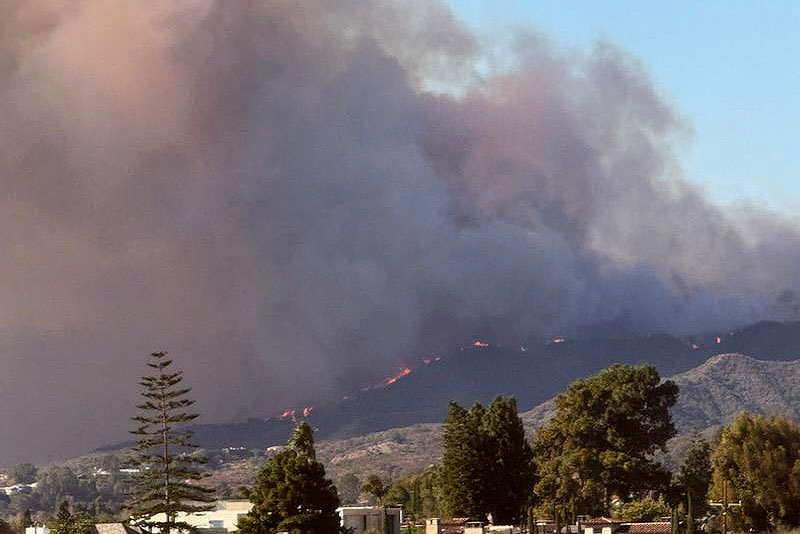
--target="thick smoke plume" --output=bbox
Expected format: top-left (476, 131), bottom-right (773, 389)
top-left (1, 0), bottom-right (798, 464)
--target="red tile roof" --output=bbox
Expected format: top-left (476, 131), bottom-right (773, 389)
top-left (619, 522), bottom-right (671, 534)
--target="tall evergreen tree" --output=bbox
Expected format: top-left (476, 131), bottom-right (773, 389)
top-left (441, 397), bottom-right (534, 523)
top-left (677, 438), bottom-right (712, 534)
top-left (51, 500), bottom-right (91, 534)
top-left (482, 397), bottom-right (535, 525)
top-left (238, 422), bottom-right (342, 534)
top-left (127, 351), bottom-right (214, 534)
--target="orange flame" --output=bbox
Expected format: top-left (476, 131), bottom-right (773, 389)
top-left (715, 336), bottom-right (722, 344)
top-left (520, 345), bottom-right (528, 352)
top-left (550, 337), bottom-right (565, 344)
top-left (473, 339), bottom-right (490, 348)
top-left (303, 406), bottom-right (313, 417)
top-left (385, 366), bottom-right (412, 385)
top-left (280, 409), bottom-right (295, 420)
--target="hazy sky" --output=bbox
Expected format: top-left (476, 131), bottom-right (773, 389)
top-left (446, 0), bottom-right (800, 214)
top-left (2, 0), bottom-right (800, 465)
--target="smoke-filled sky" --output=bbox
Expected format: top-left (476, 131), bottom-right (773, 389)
top-left (2, 0), bottom-right (800, 465)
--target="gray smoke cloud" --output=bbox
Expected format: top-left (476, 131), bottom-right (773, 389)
top-left (0, 0), bottom-right (798, 464)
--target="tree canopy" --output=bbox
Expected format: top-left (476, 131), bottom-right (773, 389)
top-left (238, 422), bottom-right (342, 534)
top-left (677, 438), bottom-right (712, 534)
top-left (711, 413), bottom-right (800, 531)
top-left (361, 475), bottom-right (389, 506)
top-left (533, 364), bottom-right (678, 519)
top-left (50, 500), bottom-right (92, 534)
top-left (11, 464), bottom-right (37, 485)
top-left (441, 396), bottom-right (534, 524)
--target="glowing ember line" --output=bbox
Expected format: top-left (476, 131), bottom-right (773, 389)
top-left (473, 339), bottom-right (490, 348)
top-left (385, 366), bottom-right (412, 385)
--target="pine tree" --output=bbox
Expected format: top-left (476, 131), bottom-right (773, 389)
top-left (51, 500), bottom-right (92, 534)
top-left (482, 397), bottom-right (535, 525)
top-left (237, 422), bottom-right (342, 534)
top-left (127, 351), bottom-right (215, 534)
top-left (677, 438), bottom-right (712, 534)
top-left (441, 398), bottom-right (534, 523)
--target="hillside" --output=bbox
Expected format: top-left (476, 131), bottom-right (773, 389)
top-left (670, 352), bottom-right (800, 431)
top-left (207, 320), bottom-right (800, 449)
top-left (19, 351), bottom-right (800, 507)
top-left (317, 352), bottom-right (800, 480)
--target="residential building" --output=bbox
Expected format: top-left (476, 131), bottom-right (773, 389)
top-left (582, 518), bottom-right (671, 534)
top-left (146, 500), bottom-right (253, 532)
top-left (336, 506), bottom-right (402, 534)
top-left (426, 519), bottom-right (519, 534)
top-left (90, 524), bottom-right (143, 534)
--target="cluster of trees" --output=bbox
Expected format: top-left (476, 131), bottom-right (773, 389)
top-left (0, 460), bottom-right (129, 520)
top-left (9, 351), bottom-right (800, 534)
top-left (441, 397), bottom-right (534, 524)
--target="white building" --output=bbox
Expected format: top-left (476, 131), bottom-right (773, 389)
top-left (336, 506), bottom-right (402, 534)
top-left (146, 500), bottom-right (253, 532)
top-left (26, 527), bottom-right (49, 534)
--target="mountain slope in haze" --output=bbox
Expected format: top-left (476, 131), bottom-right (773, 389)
top-left (72, 350), bottom-right (800, 492)
top-left (95, 320), bottom-right (800, 454)
top-left (323, 352), bottom-right (800, 480)
top-left (669, 353), bottom-right (800, 431)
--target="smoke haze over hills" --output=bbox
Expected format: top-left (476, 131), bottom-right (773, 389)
top-left (1, 0), bottom-right (800, 465)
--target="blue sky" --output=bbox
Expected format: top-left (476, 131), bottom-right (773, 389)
top-left (445, 0), bottom-right (800, 215)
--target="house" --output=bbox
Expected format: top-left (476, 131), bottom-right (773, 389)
top-left (25, 527), bottom-right (49, 534)
top-left (90, 524), bottom-right (143, 534)
top-left (426, 519), bottom-right (520, 534)
top-left (146, 500), bottom-right (253, 532)
top-left (425, 519), bottom-right (480, 534)
top-left (336, 506), bottom-right (402, 534)
top-left (582, 518), bottom-right (670, 534)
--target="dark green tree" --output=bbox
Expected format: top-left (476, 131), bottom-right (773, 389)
top-left (237, 422), bottom-right (342, 534)
top-left (482, 396), bottom-right (535, 524)
top-left (127, 351), bottom-right (215, 534)
top-left (533, 364), bottom-right (678, 517)
top-left (336, 473), bottom-right (361, 505)
top-left (12, 464), bottom-right (37, 485)
top-left (441, 397), bottom-right (534, 523)
top-left (51, 500), bottom-right (92, 534)
top-left (36, 466), bottom-right (83, 512)
top-left (614, 495), bottom-right (670, 522)
top-left (383, 483), bottom-right (410, 508)
top-left (362, 475), bottom-right (389, 506)
top-left (677, 438), bottom-right (712, 534)
top-left (711, 413), bottom-right (800, 531)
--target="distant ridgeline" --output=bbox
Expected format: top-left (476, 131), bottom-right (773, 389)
top-left (93, 320), bottom-right (800, 454)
